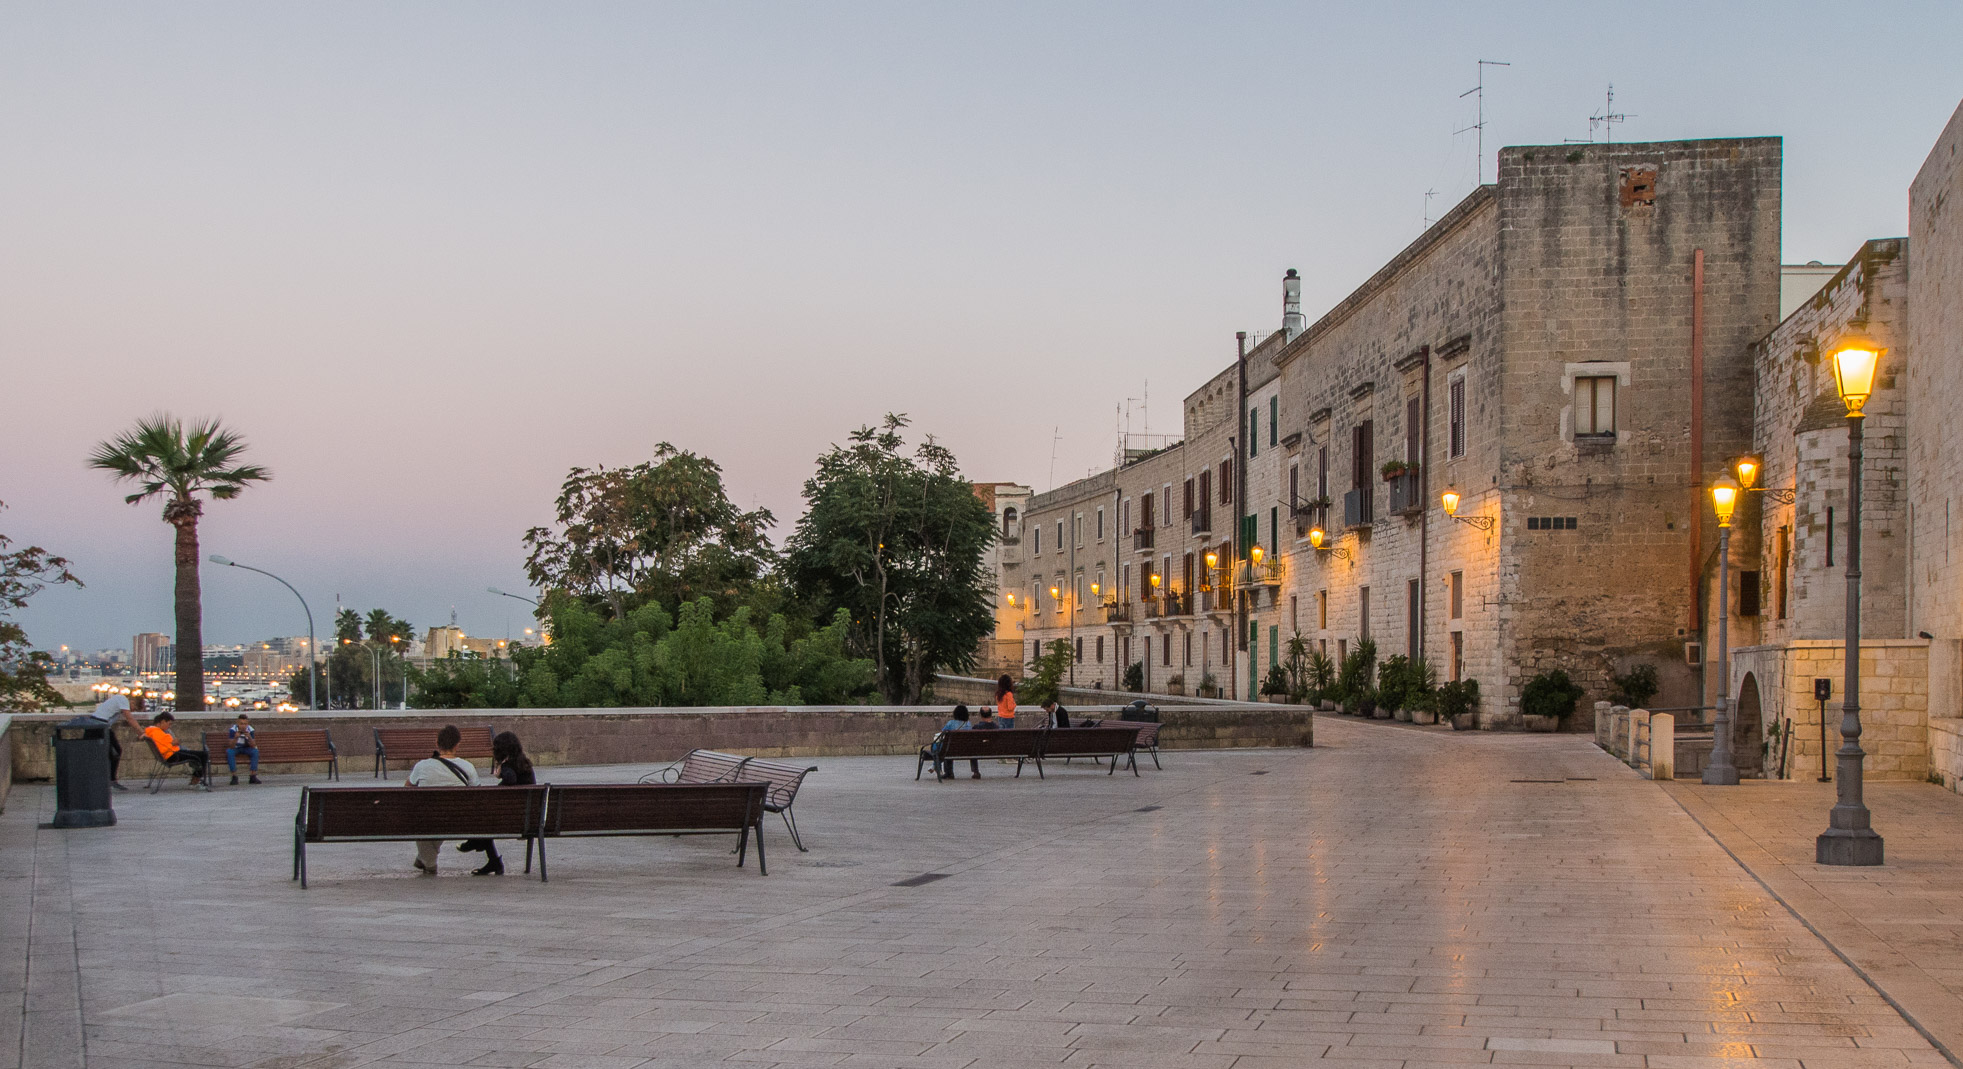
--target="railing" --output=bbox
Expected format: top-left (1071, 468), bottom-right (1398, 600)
top-left (1596, 701), bottom-right (1675, 780)
top-left (1103, 601), bottom-right (1132, 624)
top-left (1164, 592), bottom-right (1189, 616)
top-left (1290, 497), bottom-right (1329, 533)
top-left (1386, 470), bottom-right (1423, 515)
top-left (1133, 527), bottom-right (1155, 552)
top-left (1190, 511), bottom-right (1212, 535)
top-left (1343, 486), bottom-right (1374, 527)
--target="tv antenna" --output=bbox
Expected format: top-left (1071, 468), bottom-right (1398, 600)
top-left (1048, 426), bottom-right (1062, 490)
top-left (1424, 188), bottom-right (1439, 229)
top-left (1589, 84), bottom-right (1632, 144)
top-left (1456, 59), bottom-right (1510, 185)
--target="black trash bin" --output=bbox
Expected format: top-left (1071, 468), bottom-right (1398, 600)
top-left (1120, 699), bottom-right (1160, 723)
top-left (52, 715), bottom-right (117, 828)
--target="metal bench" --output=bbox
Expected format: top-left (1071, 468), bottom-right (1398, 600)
top-left (640, 748), bottom-right (752, 785)
top-left (292, 784), bottom-right (547, 888)
top-left (539, 783), bottom-right (769, 878)
top-left (372, 725), bottom-right (495, 777)
top-left (1079, 719), bottom-right (1164, 769)
top-left (917, 729), bottom-right (1045, 781)
top-left (1040, 726), bottom-right (1144, 776)
top-left (742, 758), bottom-right (818, 852)
top-left (202, 728), bottom-right (340, 781)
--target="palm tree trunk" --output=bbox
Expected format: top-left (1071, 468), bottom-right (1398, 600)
top-left (172, 512), bottom-right (204, 714)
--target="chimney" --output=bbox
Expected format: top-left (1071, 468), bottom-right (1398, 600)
top-left (1282, 268), bottom-right (1305, 340)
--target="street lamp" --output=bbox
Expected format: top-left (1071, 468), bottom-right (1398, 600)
top-left (1704, 473), bottom-right (1742, 785)
top-left (209, 555), bottom-right (317, 711)
top-left (1819, 338), bottom-right (1885, 866)
top-left (1308, 527), bottom-right (1351, 560)
top-left (1441, 488), bottom-right (1496, 531)
top-left (487, 586), bottom-right (541, 606)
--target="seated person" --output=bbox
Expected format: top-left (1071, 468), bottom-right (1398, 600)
top-left (924, 704), bottom-right (971, 780)
top-left (225, 712), bottom-right (261, 785)
top-left (142, 712), bottom-right (210, 790)
top-left (404, 725), bottom-right (480, 875)
top-left (1043, 698), bottom-right (1071, 728)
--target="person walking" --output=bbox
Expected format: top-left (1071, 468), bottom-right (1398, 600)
top-left (80, 692), bottom-right (145, 792)
top-left (994, 674), bottom-right (1018, 730)
top-left (142, 712), bottom-right (210, 790)
top-left (404, 724), bottom-right (479, 875)
top-left (456, 731), bottom-right (534, 876)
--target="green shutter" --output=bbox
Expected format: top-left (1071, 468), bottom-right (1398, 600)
top-left (1240, 514), bottom-right (1257, 551)
top-left (1269, 625), bottom-right (1278, 667)
top-left (1249, 409), bottom-right (1258, 458)
top-left (1269, 397), bottom-right (1278, 446)
top-left (1269, 506), bottom-right (1278, 555)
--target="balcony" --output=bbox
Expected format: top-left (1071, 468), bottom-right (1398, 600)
top-left (1190, 510), bottom-right (1212, 536)
top-left (1235, 558), bottom-right (1283, 589)
top-left (1102, 600), bottom-right (1132, 625)
top-left (1143, 592), bottom-right (1190, 619)
top-left (1386, 470), bottom-right (1423, 515)
top-left (1343, 486), bottom-right (1374, 528)
top-left (1132, 527), bottom-right (1156, 552)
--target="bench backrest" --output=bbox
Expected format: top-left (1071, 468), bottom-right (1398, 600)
top-left (1083, 719), bottom-right (1161, 746)
top-left (299, 785), bottom-right (545, 842)
top-left (1041, 726), bottom-right (1141, 758)
top-left (935, 730), bottom-right (1043, 759)
top-left (203, 728), bottom-right (337, 763)
top-left (676, 749), bottom-right (752, 784)
top-left (742, 759), bottom-right (815, 810)
top-left (544, 783), bottom-right (764, 836)
top-left (375, 726), bottom-right (496, 760)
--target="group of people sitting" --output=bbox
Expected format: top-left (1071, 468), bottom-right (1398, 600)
top-left (402, 724), bottom-right (535, 877)
top-left (85, 693), bottom-right (265, 791)
top-left (927, 674), bottom-right (1073, 779)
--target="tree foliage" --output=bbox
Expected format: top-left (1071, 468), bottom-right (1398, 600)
top-left (523, 444), bottom-right (777, 621)
top-left (784, 415), bottom-right (996, 704)
top-left (1020, 639), bottom-right (1073, 708)
top-left (0, 502), bottom-right (82, 710)
top-left (88, 415), bottom-right (269, 713)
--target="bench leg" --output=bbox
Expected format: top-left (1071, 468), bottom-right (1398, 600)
top-left (1130, 751), bottom-right (1139, 776)
top-left (537, 837), bottom-right (547, 883)
top-left (781, 808), bottom-right (807, 852)
top-left (297, 838), bottom-right (308, 889)
top-left (915, 753), bottom-right (924, 780)
top-left (524, 836), bottom-right (534, 874)
top-left (736, 824), bottom-right (750, 868)
top-left (1149, 745), bottom-right (1161, 770)
top-left (755, 821), bottom-right (767, 876)
top-left (1109, 753), bottom-right (1118, 775)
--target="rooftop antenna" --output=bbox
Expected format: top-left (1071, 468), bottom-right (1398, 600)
top-left (1456, 59), bottom-right (1510, 185)
top-left (1588, 84), bottom-right (1631, 144)
top-left (1424, 188), bottom-right (1439, 229)
top-left (1048, 426), bottom-right (1062, 490)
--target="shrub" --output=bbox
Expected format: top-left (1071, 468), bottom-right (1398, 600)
top-left (1123, 661), bottom-right (1144, 693)
top-left (1021, 639), bottom-right (1072, 707)
top-left (1521, 669), bottom-right (1586, 720)
top-left (1610, 663), bottom-right (1660, 708)
top-left (1335, 637), bottom-right (1377, 705)
top-left (1261, 664), bottom-right (1290, 696)
top-left (1306, 649), bottom-right (1335, 694)
top-left (1438, 678), bottom-right (1480, 720)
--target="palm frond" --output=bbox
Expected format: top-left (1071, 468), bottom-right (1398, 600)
top-left (90, 413), bottom-right (270, 507)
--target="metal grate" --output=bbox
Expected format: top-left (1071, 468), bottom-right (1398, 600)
top-left (891, 873), bottom-right (952, 888)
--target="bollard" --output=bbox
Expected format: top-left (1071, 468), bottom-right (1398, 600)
top-left (1594, 700), bottom-right (1613, 750)
top-left (1649, 712), bottom-right (1674, 780)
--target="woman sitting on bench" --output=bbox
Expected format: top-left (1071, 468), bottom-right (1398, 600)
top-left (144, 712), bottom-right (210, 790)
top-left (455, 731), bottom-right (534, 876)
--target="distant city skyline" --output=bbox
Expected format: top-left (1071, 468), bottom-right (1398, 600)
top-left (5, 2), bottom-right (1960, 651)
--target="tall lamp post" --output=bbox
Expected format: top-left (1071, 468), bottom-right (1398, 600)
top-left (208, 555), bottom-right (316, 711)
top-left (1819, 340), bottom-right (1885, 866)
top-left (1704, 474), bottom-right (1742, 785)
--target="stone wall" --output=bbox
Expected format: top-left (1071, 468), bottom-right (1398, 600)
top-left (1909, 101), bottom-right (1963, 795)
top-left (6, 703), bottom-right (1313, 782)
top-left (1731, 639), bottom-right (1927, 782)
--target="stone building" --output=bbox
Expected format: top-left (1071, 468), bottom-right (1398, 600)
top-left (1012, 136), bottom-right (1785, 725)
top-left (971, 481), bottom-right (1032, 677)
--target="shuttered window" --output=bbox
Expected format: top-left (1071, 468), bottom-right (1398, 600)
top-left (1448, 374), bottom-right (1466, 458)
top-left (1575, 376), bottom-right (1616, 436)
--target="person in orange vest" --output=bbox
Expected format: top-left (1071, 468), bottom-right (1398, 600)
top-left (994, 674), bottom-right (1017, 729)
top-left (142, 712), bottom-right (211, 790)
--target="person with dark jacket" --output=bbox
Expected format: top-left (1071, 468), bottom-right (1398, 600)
top-left (456, 731), bottom-right (534, 876)
top-left (1043, 699), bottom-right (1071, 729)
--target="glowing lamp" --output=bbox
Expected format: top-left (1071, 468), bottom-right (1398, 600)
top-left (1204, 551), bottom-right (1218, 569)
top-left (1309, 527), bottom-right (1326, 549)
top-left (1441, 489), bottom-right (1461, 517)
top-left (1049, 585), bottom-right (1061, 600)
top-left (1711, 474), bottom-right (1741, 528)
top-left (1733, 456), bottom-right (1760, 491)
top-left (1150, 573), bottom-right (1161, 588)
top-left (1250, 545), bottom-right (1264, 565)
top-left (1831, 341), bottom-right (1880, 415)
top-left (1090, 582), bottom-right (1100, 596)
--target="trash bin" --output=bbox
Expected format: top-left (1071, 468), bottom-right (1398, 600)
top-left (52, 715), bottom-right (117, 828)
top-left (1121, 699), bottom-right (1160, 723)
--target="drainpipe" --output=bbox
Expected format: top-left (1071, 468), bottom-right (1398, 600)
top-left (1235, 331), bottom-right (1249, 701)
top-left (1114, 484), bottom-right (1123, 689)
top-left (1419, 344), bottom-right (1432, 668)
top-left (1688, 249), bottom-right (1706, 708)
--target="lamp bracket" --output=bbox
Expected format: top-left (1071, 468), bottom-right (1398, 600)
top-left (1753, 487), bottom-right (1796, 505)
top-left (1452, 514), bottom-right (1496, 532)
top-left (1317, 546), bottom-right (1353, 560)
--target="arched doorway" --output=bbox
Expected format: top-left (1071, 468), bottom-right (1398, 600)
top-left (1734, 672), bottom-right (1764, 777)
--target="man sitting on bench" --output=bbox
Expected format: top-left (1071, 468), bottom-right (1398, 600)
top-left (404, 725), bottom-right (480, 875)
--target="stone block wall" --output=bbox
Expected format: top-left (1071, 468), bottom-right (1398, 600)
top-left (1732, 639), bottom-right (1927, 782)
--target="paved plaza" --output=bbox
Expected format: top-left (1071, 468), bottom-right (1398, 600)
top-left (5, 716), bottom-right (1963, 1068)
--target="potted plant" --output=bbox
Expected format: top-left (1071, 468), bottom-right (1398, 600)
top-left (1123, 661), bottom-right (1144, 693)
top-left (1261, 664), bottom-right (1290, 702)
top-left (1197, 672), bottom-right (1220, 699)
top-left (1610, 663), bottom-right (1660, 709)
top-left (1521, 669), bottom-right (1586, 731)
top-left (1380, 459), bottom-right (1412, 482)
top-left (1166, 673), bottom-right (1186, 696)
top-left (1440, 678), bottom-right (1479, 730)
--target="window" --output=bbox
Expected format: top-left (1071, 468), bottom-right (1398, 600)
top-left (1289, 465), bottom-right (1300, 510)
top-left (1096, 506), bottom-right (1105, 540)
top-left (1182, 553), bottom-right (1194, 597)
top-left (1318, 589), bottom-right (1328, 630)
top-left (1575, 376), bottom-right (1616, 436)
top-left (1183, 478), bottom-right (1194, 519)
top-left (1183, 631), bottom-right (1192, 667)
top-left (1075, 637), bottom-right (1083, 661)
top-left (1269, 396), bottom-right (1279, 447)
top-left (1776, 526), bottom-right (1790, 619)
top-left (1406, 579), bottom-right (1420, 658)
top-left (1121, 498), bottom-right (1130, 534)
top-left (1096, 635), bottom-right (1105, 663)
top-left (1405, 395), bottom-right (1421, 464)
top-left (1352, 421), bottom-right (1374, 488)
top-left (1056, 520), bottom-right (1064, 548)
top-left (1219, 460), bottom-right (1233, 504)
top-left (1162, 485), bottom-right (1172, 525)
top-left (1073, 514), bottom-right (1082, 547)
top-left (1121, 562), bottom-right (1131, 602)
top-left (1034, 525), bottom-right (1041, 555)
top-left (1360, 586), bottom-right (1371, 640)
top-left (1141, 493), bottom-right (1154, 529)
top-left (1162, 634), bottom-right (1171, 666)
top-left (1249, 408), bottom-right (1259, 458)
top-left (1002, 507), bottom-right (1019, 540)
top-left (1449, 571), bottom-right (1463, 619)
top-left (1739, 570), bottom-right (1761, 617)
top-left (1451, 631), bottom-right (1464, 682)
top-left (1198, 469), bottom-right (1212, 528)
top-left (1826, 507), bottom-right (1836, 567)
top-left (1291, 595), bottom-right (1299, 633)
top-left (1448, 373), bottom-right (1467, 458)
top-left (1201, 630), bottom-right (1209, 670)
top-left (1317, 446), bottom-right (1328, 500)
top-left (1269, 506), bottom-right (1278, 557)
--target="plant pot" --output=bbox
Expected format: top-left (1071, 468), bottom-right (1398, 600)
top-left (1522, 714), bottom-right (1559, 732)
top-left (1450, 712), bottom-right (1477, 731)
top-left (1394, 708), bottom-right (1412, 722)
top-left (1411, 709), bottom-right (1437, 725)
top-left (1166, 683), bottom-right (1185, 696)
top-left (1371, 706), bottom-right (1391, 720)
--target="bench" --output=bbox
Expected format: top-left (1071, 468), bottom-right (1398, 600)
top-left (1080, 719), bottom-right (1164, 769)
top-left (202, 728), bottom-right (340, 781)
top-left (743, 759), bottom-right (818, 852)
top-left (641, 748), bottom-right (752, 785)
top-left (292, 784), bottom-right (547, 888)
top-left (917, 729), bottom-right (1044, 781)
top-left (373, 726), bottom-right (495, 777)
top-left (540, 783), bottom-right (768, 878)
top-left (1041, 726), bottom-right (1144, 776)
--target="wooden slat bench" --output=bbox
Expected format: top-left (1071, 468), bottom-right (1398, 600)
top-left (917, 729), bottom-right (1044, 781)
top-left (1079, 719), bottom-right (1164, 769)
top-left (538, 783), bottom-right (768, 879)
top-left (743, 758), bottom-right (818, 852)
top-left (1040, 726), bottom-right (1144, 776)
top-left (202, 728), bottom-right (340, 781)
top-left (292, 784), bottom-right (547, 887)
top-left (640, 748), bottom-right (752, 785)
top-left (372, 726), bottom-right (495, 777)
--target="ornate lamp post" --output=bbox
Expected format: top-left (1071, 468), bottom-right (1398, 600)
top-left (1704, 474), bottom-right (1742, 785)
top-left (1818, 340), bottom-right (1885, 866)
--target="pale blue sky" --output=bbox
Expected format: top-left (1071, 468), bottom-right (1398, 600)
top-left (5, 2), bottom-right (1960, 653)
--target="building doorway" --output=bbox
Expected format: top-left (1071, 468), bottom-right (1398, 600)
top-left (1735, 672), bottom-right (1764, 777)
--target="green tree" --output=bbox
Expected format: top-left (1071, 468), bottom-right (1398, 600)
top-left (523, 445), bottom-right (777, 621)
top-left (0, 502), bottom-right (82, 710)
top-left (333, 608), bottom-right (362, 644)
top-left (1021, 639), bottom-right (1073, 708)
top-left (785, 415), bottom-right (996, 704)
top-left (89, 415), bottom-right (270, 714)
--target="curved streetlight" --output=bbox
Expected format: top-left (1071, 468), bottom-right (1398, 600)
top-left (487, 586), bottom-right (540, 607)
top-left (209, 555), bottom-right (316, 711)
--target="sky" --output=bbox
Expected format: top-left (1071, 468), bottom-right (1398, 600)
top-left (4, 2), bottom-right (1960, 655)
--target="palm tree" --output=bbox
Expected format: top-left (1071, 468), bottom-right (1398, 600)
top-left (90, 416), bottom-right (270, 715)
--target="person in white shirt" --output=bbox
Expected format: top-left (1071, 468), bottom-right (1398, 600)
top-left (404, 724), bottom-right (479, 874)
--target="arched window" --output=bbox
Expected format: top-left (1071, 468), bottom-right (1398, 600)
top-left (1002, 507), bottom-right (1020, 540)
